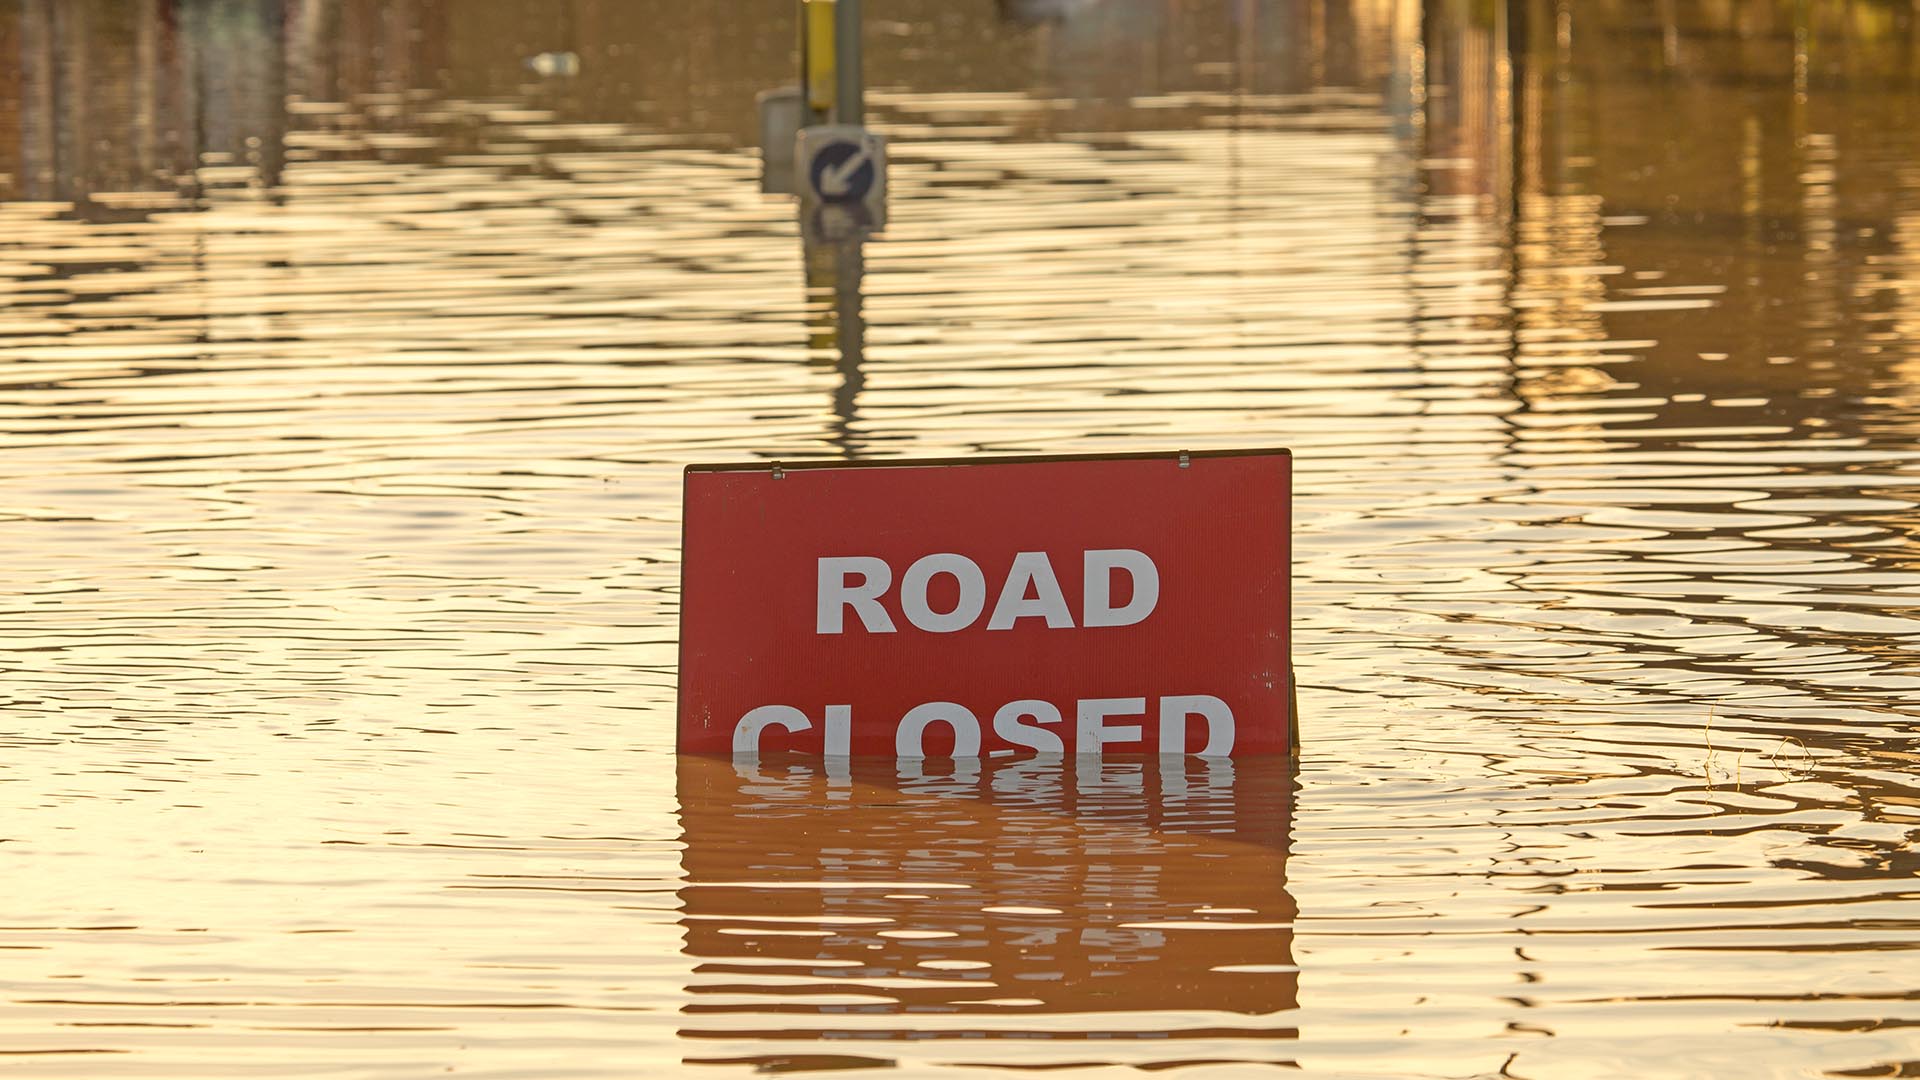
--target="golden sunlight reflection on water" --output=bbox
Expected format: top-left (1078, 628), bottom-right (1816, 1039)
top-left (3, 0), bottom-right (1920, 1075)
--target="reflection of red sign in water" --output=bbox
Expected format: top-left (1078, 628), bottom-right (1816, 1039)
top-left (676, 752), bottom-right (1298, 1053)
top-left (678, 450), bottom-right (1293, 756)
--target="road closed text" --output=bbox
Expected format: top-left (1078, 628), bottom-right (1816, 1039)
top-left (817, 549), bottom-right (1158, 633)
top-left (724, 549), bottom-right (1238, 757)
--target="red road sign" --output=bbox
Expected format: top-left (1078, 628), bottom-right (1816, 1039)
top-left (677, 449), bottom-right (1293, 757)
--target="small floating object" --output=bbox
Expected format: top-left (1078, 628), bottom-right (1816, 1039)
top-left (998, 0), bottom-right (1105, 23)
top-left (523, 51), bottom-right (581, 77)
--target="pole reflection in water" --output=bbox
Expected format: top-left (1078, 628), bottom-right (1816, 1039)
top-left (676, 754), bottom-right (1297, 1069)
top-left (803, 205), bottom-right (873, 456)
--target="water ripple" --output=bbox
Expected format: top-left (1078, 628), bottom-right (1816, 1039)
top-left (4, 0), bottom-right (1920, 1076)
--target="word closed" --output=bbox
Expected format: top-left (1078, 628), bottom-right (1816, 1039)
top-left (678, 450), bottom-right (1293, 758)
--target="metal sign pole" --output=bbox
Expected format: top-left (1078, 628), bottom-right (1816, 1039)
top-left (834, 0), bottom-right (862, 125)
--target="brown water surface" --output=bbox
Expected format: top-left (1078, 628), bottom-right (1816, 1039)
top-left (3, 1), bottom-right (1920, 1076)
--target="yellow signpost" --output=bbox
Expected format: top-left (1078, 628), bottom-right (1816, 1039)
top-left (804, 0), bottom-right (837, 119)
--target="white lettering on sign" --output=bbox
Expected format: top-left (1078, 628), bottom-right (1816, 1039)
top-left (824, 704), bottom-right (852, 756)
top-left (1077, 697), bottom-right (1145, 754)
top-left (729, 696), bottom-right (1234, 758)
top-left (815, 549), bottom-right (1159, 634)
top-left (1082, 549), bottom-right (1159, 628)
top-left (993, 699), bottom-right (1065, 753)
top-left (896, 701), bottom-right (982, 757)
top-left (816, 556), bottom-right (896, 633)
top-left (1159, 694), bottom-right (1234, 756)
top-left (901, 554), bottom-right (988, 632)
top-left (732, 704), bottom-right (811, 754)
top-left (986, 552), bottom-right (1074, 630)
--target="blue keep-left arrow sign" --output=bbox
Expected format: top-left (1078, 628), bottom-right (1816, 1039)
top-left (808, 139), bottom-right (876, 204)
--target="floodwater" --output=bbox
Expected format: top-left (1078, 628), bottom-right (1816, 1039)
top-left (3, 0), bottom-right (1919, 1075)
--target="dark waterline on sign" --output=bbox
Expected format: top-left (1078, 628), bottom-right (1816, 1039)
top-left (4, 0), bottom-right (1920, 1076)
